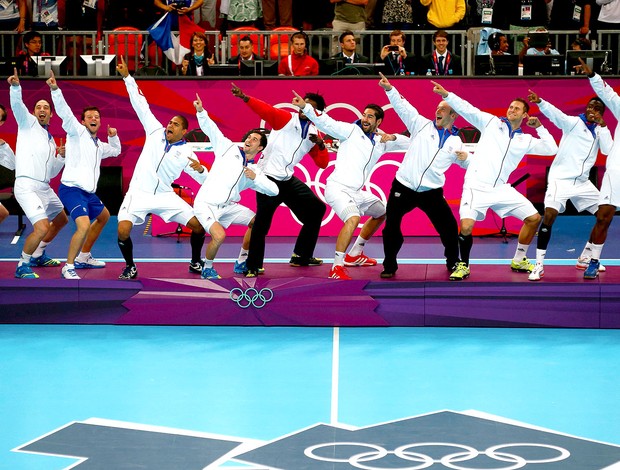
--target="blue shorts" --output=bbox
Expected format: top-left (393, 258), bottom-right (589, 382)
top-left (58, 184), bottom-right (105, 221)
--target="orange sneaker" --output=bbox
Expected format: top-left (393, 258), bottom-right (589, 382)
top-left (329, 265), bottom-right (352, 280)
top-left (344, 252), bottom-right (377, 267)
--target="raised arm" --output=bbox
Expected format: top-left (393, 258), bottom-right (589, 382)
top-left (291, 90), bottom-right (355, 141)
top-left (232, 83), bottom-right (292, 130)
top-left (528, 89), bottom-right (574, 132)
top-left (8, 68), bottom-right (36, 129)
top-left (193, 93), bottom-right (234, 156)
top-left (47, 71), bottom-right (82, 136)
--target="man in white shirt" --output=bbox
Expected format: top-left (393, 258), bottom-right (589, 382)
top-left (0, 104), bottom-right (15, 226)
top-left (47, 71), bottom-right (122, 280)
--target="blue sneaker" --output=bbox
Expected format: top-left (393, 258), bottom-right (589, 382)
top-left (201, 266), bottom-right (221, 280)
top-left (15, 264), bottom-right (39, 279)
top-left (30, 251), bottom-right (61, 267)
top-left (234, 260), bottom-right (247, 274)
top-left (584, 259), bottom-right (600, 280)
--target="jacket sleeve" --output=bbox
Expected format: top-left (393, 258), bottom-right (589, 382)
top-left (529, 126), bottom-right (559, 156)
top-left (301, 102), bottom-right (356, 141)
top-left (386, 86), bottom-right (429, 134)
top-left (245, 97), bottom-right (292, 130)
top-left (597, 125), bottom-right (613, 155)
top-left (183, 151), bottom-right (208, 185)
top-left (9, 84), bottom-right (37, 129)
top-left (308, 143), bottom-right (329, 169)
top-left (51, 88), bottom-right (82, 136)
top-left (249, 166), bottom-right (279, 196)
top-left (0, 143), bottom-right (16, 170)
top-left (123, 75), bottom-right (162, 136)
top-left (383, 133), bottom-right (411, 152)
top-left (444, 92), bottom-right (495, 131)
top-left (196, 109), bottom-right (235, 156)
top-left (538, 99), bottom-right (575, 132)
top-left (589, 73), bottom-right (620, 118)
top-left (101, 135), bottom-right (122, 159)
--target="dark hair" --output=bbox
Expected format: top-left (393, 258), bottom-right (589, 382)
top-left (174, 115), bottom-right (189, 130)
top-left (80, 106), bottom-right (101, 121)
top-left (433, 29), bottom-right (449, 41)
top-left (0, 104), bottom-right (6, 122)
top-left (365, 104), bottom-right (384, 121)
top-left (513, 98), bottom-right (530, 114)
top-left (390, 29), bottom-right (405, 43)
top-left (588, 96), bottom-right (606, 113)
top-left (339, 30), bottom-right (355, 44)
top-left (488, 32), bottom-right (506, 51)
top-left (243, 128), bottom-right (268, 148)
top-left (23, 30), bottom-right (42, 44)
top-left (239, 35), bottom-right (253, 44)
top-left (304, 92), bottom-right (326, 112)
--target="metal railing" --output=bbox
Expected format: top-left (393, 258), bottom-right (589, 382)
top-left (1, 28), bottom-right (617, 78)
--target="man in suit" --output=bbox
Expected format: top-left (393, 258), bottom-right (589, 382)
top-left (227, 35), bottom-right (263, 65)
top-left (419, 29), bottom-right (462, 76)
top-left (377, 29), bottom-right (417, 76)
top-left (330, 30), bottom-right (369, 64)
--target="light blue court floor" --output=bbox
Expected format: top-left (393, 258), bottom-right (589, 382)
top-left (2, 326), bottom-right (620, 469)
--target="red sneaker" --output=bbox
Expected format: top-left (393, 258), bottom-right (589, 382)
top-left (344, 252), bottom-right (377, 267)
top-left (329, 265), bottom-right (352, 280)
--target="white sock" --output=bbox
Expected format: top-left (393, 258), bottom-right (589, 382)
top-left (76, 251), bottom-right (90, 262)
top-left (348, 236), bottom-right (368, 257)
top-left (513, 243), bottom-right (529, 262)
top-left (535, 249), bottom-right (546, 265)
top-left (65, 263), bottom-right (75, 270)
top-left (580, 242), bottom-right (593, 259)
top-left (32, 241), bottom-right (49, 258)
top-left (205, 259), bottom-right (214, 269)
top-left (591, 243), bottom-right (604, 260)
top-left (237, 248), bottom-right (248, 263)
top-left (332, 251), bottom-right (345, 268)
top-left (18, 252), bottom-right (32, 267)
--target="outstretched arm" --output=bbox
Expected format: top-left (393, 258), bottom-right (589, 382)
top-left (291, 90), bottom-right (354, 141)
top-left (8, 67), bottom-right (35, 129)
top-left (48, 71), bottom-right (82, 136)
top-left (232, 82), bottom-right (292, 130)
top-left (194, 92), bottom-right (234, 156)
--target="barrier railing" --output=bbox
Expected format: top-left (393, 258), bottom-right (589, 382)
top-left (1, 28), bottom-right (617, 78)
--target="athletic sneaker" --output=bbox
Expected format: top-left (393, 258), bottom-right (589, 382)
top-left (234, 260), bottom-right (247, 274)
top-left (61, 265), bottom-right (81, 280)
top-left (329, 265), bottom-right (352, 280)
top-left (201, 266), bottom-right (221, 280)
top-left (119, 265), bottom-right (138, 280)
top-left (380, 270), bottom-right (395, 279)
top-left (576, 256), bottom-right (606, 272)
top-left (245, 269), bottom-right (258, 278)
top-left (510, 257), bottom-right (534, 273)
top-left (344, 252), bottom-right (377, 267)
top-left (75, 254), bottom-right (106, 269)
top-left (15, 264), bottom-right (39, 279)
top-left (583, 259), bottom-right (600, 280)
top-left (289, 255), bottom-right (323, 266)
top-left (449, 262), bottom-right (470, 281)
top-left (29, 251), bottom-right (60, 267)
top-left (528, 263), bottom-right (544, 281)
top-left (188, 259), bottom-right (204, 274)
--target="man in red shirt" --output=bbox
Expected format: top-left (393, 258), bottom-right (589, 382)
top-left (278, 32), bottom-right (319, 76)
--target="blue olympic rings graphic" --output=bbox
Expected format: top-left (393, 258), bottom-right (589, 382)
top-left (229, 287), bottom-right (274, 308)
top-left (304, 442), bottom-right (571, 470)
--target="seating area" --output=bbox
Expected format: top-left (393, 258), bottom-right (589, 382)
top-left (1, 28), bottom-right (619, 77)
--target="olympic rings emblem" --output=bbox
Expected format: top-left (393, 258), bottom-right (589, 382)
top-left (304, 442), bottom-right (570, 470)
top-left (229, 287), bottom-right (274, 309)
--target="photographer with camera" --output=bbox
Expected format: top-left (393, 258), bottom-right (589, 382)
top-left (418, 29), bottom-right (462, 76)
top-left (378, 29), bottom-right (417, 76)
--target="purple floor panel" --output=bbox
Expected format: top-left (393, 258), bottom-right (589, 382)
top-left (0, 262), bottom-right (617, 327)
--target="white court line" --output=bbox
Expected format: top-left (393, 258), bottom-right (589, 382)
top-left (331, 327), bottom-right (340, 426)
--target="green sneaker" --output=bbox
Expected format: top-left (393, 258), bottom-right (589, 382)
top-left (449, 262), bottom-right (470, 281)
top-left (511, 257), bottom-right (534, 273)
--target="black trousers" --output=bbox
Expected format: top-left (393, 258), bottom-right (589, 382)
top-left (246, 176), bottom-right (326, 270)
top-left (382, 178), bottom-right (460, 273)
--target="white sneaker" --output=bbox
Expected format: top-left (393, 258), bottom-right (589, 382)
top-left (528, 263), bottom-right (544, 281)
top-left (75, 254), bottom-right (106, 269)
top-left (576, 256), bottom-right (606, 272)
top-left (61, 265), bottom-right (81, 279)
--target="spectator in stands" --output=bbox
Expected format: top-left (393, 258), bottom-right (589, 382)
top-left (62, 0), bottom-right (106, 34)
top-left (227, 0), bottom-right (263, 28)
top-left (419, 29), bottom-right (462, 76)
top-left (29, 0), bottom-right (59, 31)
top-left (262, 0), bottom-right (292, 29)
top-left (378, 29), bottom-right (417, 75)
top-left (331, 30), bottom-right (369, 63)
top-left (0, 0), bottom-right (26, 33)
top-left (380, 0), bottom-right (413, 30)
top-left (278, 31), bottom-right (319, 76)
top-left (294, 0), bottom-right (332, 30)
top-left (199, 0), bottom-right (217, 29)
top-left (331, 0), bottom-right (367, 33)
top-left (489, 32), bottom-right (510, 56)
top-left (105, 0), bottom-right (153, 30)
top-left (597, 0), bottom-right (620, 29)
top-left (15, 30), bottom-right (49, 77)
top-left (180, 31), bottom-right (215, 76)
top-left (154, 0), bottom-right (204, 28)
top-left (549, 0), bottom-right (593, 34)
top-left (228, 35), bottom-right (263, 64)
top-left (420, 0), bottom-right (466, 29)
top-left (572, 36), bottom-right (592, 50)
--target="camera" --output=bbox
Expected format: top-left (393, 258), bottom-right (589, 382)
top-left (388, 45), bottom-right (399, 52)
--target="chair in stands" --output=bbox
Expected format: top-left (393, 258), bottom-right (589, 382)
top-left (268, 26), bottom-right (298, 60)
top-left (107, 27), bottom-right (143, 72)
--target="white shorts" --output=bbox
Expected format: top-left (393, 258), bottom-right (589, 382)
top-left (325, 181), bottom-right (385, 222)
top-left (14, 177), bottom-right (64, 225)
top-left (117, 188), bottom-right (195, 226)
top-left (599, 166), bottom-right (620, 209)
top-left (460, 184), bottom-right (537, 221)
top-left (545, 179), bottom-right (599, 214)
top-left (194, 202), bottom-right (254, 232)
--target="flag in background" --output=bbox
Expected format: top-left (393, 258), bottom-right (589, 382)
top-left (147, 12), bottom-right (205, 65)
